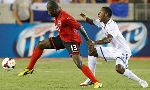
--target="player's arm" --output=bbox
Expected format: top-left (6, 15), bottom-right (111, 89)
top-left (12, 2), bottom-right (23, 25)
top-left (29, 2), bottom-right (34, 23)
top-left (65, 16), bottom-right (91, 42)
top-left (94, 34), bottom-right (113, 45)
top-left (78, 26), bottom-right (91, 41)
top-left (80, 13), bottom-right (94, 25)
top-left (78, 26), bottom-right (97, 56)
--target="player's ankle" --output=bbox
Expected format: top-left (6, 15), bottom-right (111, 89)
top-left (26, 67), bottom-right (33, 70)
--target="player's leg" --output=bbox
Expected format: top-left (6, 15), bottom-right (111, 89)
top-left (18, 36), bottom-right (64, 76)
top-left (27, 39), bottom-right (52, 70)
top-left (80, 46), bottom-right (118, 86)
top-left (87, 46), bottom-right (98, 78)
top-left (72, 55), bottom-right (102, 88)
top-left (18, 39), bottom-right (51, 76)
top-left (115, 54), bottom-right (148, 88)
top-left (64, 42), bottom-right (102, 88)
top-left (88, 56), bottom-right (97, 75)
top-left (80, 55), bottom-right (97, 86)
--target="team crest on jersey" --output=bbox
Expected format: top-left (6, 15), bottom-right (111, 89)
top-left (58, 20), bottom-right (61, 27)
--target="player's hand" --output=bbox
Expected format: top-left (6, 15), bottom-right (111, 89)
top-left (80, 13), bottom-right (86, 19)
top-left (86, 40), bottom-right (97, 56)
top-left (17, 20), bottom-right (23, 25)
top-left (88, 47), bottom-right (97, 56)
top-left (87, 39), bottom-right (92, 45)
top-left (87, 41), bottom-right (97, 56)
top-left (86, 40), bottom-right (94, 50)
top-left (87, 39), bottom-right (95, 46)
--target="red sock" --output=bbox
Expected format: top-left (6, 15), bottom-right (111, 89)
top-left (27, 47), bottom-right (43, 70)
top-left (81, 65), bottom-right (98, 83)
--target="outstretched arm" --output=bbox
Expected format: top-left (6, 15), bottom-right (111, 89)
top-left (80, 13), bottom-right (94, 25)
top-left (94, 34), bottom-right (113, 45)
top-left (78, 26), bottom-right (98, 56)
top-left (78, 26), bottom-right (91, 41)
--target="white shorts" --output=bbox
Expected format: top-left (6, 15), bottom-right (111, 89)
top-left (95, 46), bottom-right (131, 68)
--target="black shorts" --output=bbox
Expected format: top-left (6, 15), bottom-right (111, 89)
top-left (49, 36), bottom-right (80, 55)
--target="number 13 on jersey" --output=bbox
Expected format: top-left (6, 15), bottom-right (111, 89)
top-left (71, 44), bottom-right (79, 52)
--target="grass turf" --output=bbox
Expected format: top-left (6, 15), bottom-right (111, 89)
top-left (0, 58), bottom-right (150, 90)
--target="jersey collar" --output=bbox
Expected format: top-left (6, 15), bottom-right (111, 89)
top-left (107, 19), bottom-right (112, 24)
top-left (56, 9), bottom-right (63, 19)
top-left (101, 18), bottom-right (112, 27)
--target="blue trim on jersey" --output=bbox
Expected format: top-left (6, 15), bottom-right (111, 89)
top-left (100, 47), bottom-right (107, 62)
top-left (116, 57), bottom-right (126, 64)
top-left (116, 57), bottom-right (128, 68)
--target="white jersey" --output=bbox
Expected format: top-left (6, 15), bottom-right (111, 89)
top-left (93, 19), bottom-right (131, 55)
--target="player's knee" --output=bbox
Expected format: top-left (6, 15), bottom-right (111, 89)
top-left (37, 41), bottom-right (45, 49)
top-left (76, 64), bottom-right (83, 69)
top-left (76, 60), bottom-right (83, 69)
top-left (37, 39), bottom-right (52, 49)
top-left (115, 64), bottom-right (125, 74)
top-left (74, 60), bottom-right (83, 69)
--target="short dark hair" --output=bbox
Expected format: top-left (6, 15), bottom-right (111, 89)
top-left (47, 0), bottom-right (59, 9)
top-left (102, 7), bottom-right (112, 18)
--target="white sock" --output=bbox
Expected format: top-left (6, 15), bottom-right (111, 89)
top-left (84, 56), bottom-right (97, 84)
top-left (123, 69), bottom-right (141, 82)
top-left (88, 56), bottom-right (97, 75)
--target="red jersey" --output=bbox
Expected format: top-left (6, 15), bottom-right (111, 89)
top-left (54, 9), bottom-right (82, 44)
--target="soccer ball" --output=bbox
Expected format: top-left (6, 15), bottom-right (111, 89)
top-left (2, 58), bottom-right (16, 70)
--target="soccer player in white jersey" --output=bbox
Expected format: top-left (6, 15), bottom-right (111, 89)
top-left (80, 7), bottom-right (148, 88)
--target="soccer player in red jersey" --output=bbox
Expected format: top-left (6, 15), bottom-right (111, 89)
top-left (18, 0), bottom-right (102, 88)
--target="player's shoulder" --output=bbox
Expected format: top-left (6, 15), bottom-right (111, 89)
top-left (109, 19), bottom-right (116, 25)
top-left (61, 10), bottom-right (76, 21)
top-left (61, 9), bottom-right (73, 18)
top-left (107, 19), bottom-right (119, 32)
top-left (109, 19), bottom-right (118, 27)
top-left (93, 19), bottom-right (103, 27)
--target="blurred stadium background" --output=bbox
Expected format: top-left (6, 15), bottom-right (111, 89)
top-left (0, 0), bottom-right (150, 90)
top-left (0, 0), bottom-right (150, 58)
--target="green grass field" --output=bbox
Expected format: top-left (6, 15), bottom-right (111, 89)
top-left (0, 58), bottom-right (150, 90)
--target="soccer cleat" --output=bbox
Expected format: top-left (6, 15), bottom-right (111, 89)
top-left (94, 82), bottom-right (103, 88)
top-left (80, 80), bottom-right (93, 86)
top-left (18, 68), bottom-right (34, 76)
top-left (139, 80), bottom-right (148, 88)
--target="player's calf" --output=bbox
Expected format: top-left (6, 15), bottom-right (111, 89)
top-left (72, 55), bottom-right (83, 69)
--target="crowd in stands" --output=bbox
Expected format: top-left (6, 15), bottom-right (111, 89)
top-left (42, 0), bottom-right (128, 3)
top-left (0, 0), bottom-right (130, 4)
top-left (2, 0), bottom-right (150, 4)
top-left (0, 0), bottom-right (15, 4)
top-left (0, 0), bottom-right (149, 24)
top-left (1, 0), bottom-right (150, 4)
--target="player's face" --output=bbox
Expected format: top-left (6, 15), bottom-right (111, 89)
top-left (47, 7), bottom-right (57, 17)
top-left (98, 8), bottom-right (107, 22)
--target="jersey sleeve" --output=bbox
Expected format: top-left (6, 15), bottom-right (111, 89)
top-left (93, 19), bottom-right (101, 27)
top-left (65, 16), bottom-right (81, 30)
